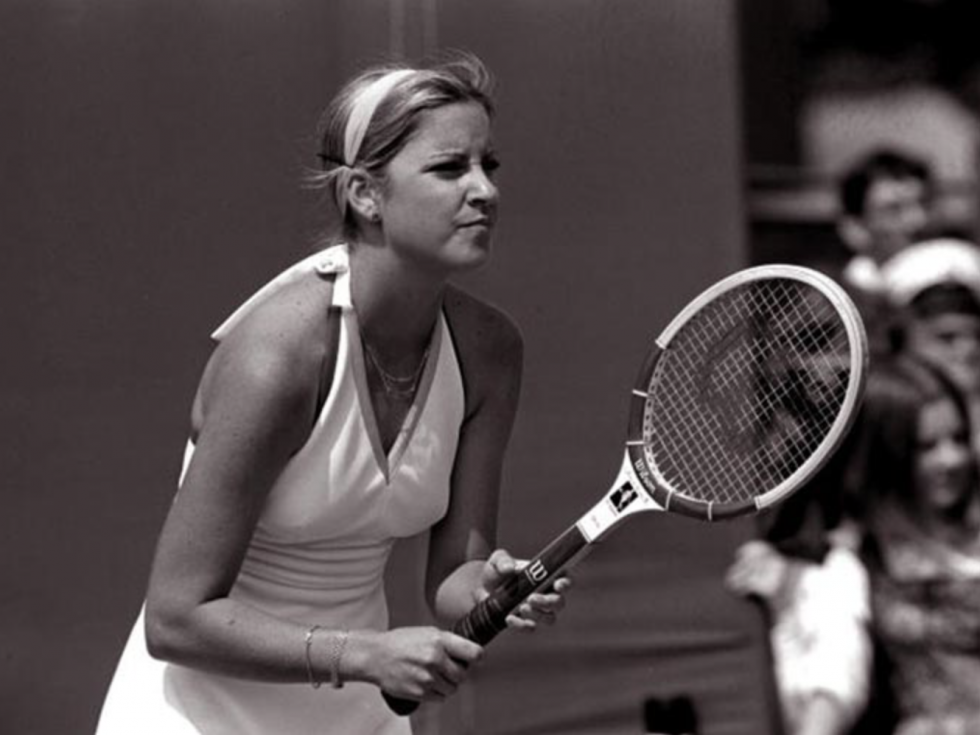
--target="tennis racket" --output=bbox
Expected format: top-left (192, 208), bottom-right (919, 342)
top-left (385, 264), bottom-right (867, 715)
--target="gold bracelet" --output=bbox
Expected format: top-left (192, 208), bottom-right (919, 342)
top-left (329, 629), bottom-right (349, 689)
top-left (304, 625), bottom-right (323, 689)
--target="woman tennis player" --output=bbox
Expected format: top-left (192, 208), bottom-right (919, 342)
top-left (95, 52), bottom-right (569, 735)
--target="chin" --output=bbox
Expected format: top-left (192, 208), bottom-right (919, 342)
top-left (451, 235), bottom-right (494, 271)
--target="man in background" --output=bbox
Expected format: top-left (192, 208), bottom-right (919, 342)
top-left (835, 148), bottom-right (936, 358)
top-left (837, 148), bottom-right (935, 293)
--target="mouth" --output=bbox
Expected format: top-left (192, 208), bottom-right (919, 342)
top-left (458, 217), bottom-right (494, 229)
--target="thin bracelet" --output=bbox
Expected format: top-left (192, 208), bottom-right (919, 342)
top-left (329, 629), bottom-right (349, 689)
top-left (304, 625), bottom-right (323, 689)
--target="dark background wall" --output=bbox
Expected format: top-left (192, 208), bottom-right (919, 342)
top-left (2, 2), bottom-right (770, 733)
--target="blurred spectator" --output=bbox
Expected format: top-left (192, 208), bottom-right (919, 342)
top-left (843, 357), bottom-right (980, 735)
top-left (728, 355), bottom-right (980, 735)
top-left (880, 238), bottom-right (980, 455)
top-left (836, 149), bottom-right (934, 295)
top-left (834, 149), bottom-right (935, 360)
top-left (726, 534), bottom-right (870, 735)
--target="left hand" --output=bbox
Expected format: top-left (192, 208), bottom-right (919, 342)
top-left (477, 549), bottom-right (572, 632)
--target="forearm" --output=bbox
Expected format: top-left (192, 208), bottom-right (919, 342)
top-left (431, 559), bottom-right (485, 625)
top-left (797, 693), bottom-right (852, 735)
top-left (145, 597), bottom-right (379, 687)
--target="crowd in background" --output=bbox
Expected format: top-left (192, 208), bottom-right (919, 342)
top-left (727, 148), bottom-right (980, 735)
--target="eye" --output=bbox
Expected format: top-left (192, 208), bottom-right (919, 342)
top-left (483, 155), bottom-right (501, 176)
top-left (427, 158), bottom-right (468, 177)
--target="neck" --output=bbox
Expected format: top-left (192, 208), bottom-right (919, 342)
top-left (348, 243), bottom-right (446, 355)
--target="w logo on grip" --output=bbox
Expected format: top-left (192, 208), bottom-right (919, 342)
top-left (524, 560), bottom-right (548, 584)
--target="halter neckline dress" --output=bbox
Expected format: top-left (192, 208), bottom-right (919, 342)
top-left (95, 245), bottom-right (465, 734)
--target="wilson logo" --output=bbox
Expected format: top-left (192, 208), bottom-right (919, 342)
top-left (524, 560), bottom-right (548, 584)
top-left (610, 481), bottom-right (639, 512)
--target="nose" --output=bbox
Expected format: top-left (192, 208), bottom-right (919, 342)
top-left (903, 201), bottom-right (930, 237)
top-left (952, 335), bottom-right (980, 358)
top-left (936, 438), bottom-right (970, 469)
top-left (466, 166), bottom-right (498, 208)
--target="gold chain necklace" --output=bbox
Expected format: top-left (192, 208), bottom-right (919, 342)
top-left (363, 340), bottom-right (430, 399)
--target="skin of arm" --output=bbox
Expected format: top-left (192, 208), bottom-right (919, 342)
top-left (425, 288), bottom-right (566, 629)
top-left (143, 274), bottom-right (481, 699)
top-left (796, 693), bottom-right (853, 735)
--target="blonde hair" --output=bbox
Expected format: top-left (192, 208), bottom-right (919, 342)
top-left (310, 52), bottom-right (495, 243)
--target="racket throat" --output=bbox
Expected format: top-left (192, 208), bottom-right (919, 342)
top-left (577, 454), bottom-right (663, 543)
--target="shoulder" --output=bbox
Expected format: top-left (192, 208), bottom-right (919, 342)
top-left (193, 271), bottom-right (337, 431)
top-left (443, 285), bottom-right (523, 369)
top-left (443, 286), bottom-right (523, 414)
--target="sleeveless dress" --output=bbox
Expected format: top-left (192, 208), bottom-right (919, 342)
top-left (95, 245), bottom-right (465, 734)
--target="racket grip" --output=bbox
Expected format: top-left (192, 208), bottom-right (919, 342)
top-left (382, 692), bottom-right (420, 716)
top-left (453, 525), bottom-right (591, 646)
top-left (452, 580), bottom-right (518, 644)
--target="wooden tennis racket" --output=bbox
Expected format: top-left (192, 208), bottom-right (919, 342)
top-left (385, 264), bottom-right (867, 715)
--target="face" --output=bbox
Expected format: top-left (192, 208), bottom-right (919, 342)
top-left (860, 176), bottom-right (930, 261)
top-left (376, 101), bottom-right (499, 274)
top-left (915, 397), bottom-right (974, 515)
top-left (907, 313), bottom-right (980, 393)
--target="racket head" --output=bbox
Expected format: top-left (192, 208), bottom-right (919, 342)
top-left (626, 264), bottom-right (868, 521)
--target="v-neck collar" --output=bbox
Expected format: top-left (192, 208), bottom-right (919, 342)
top-left (347, 309), bottom-right (443, 483)
top-left (315, 243), bottom-right (445, 482)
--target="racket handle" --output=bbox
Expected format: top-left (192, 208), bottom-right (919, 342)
top-left (383, 525), bottom-right (589, 717)
top-left (382, 692), bottom-right (420, 716)
top-left (452, 579), bottom-right (516, 643)
top-left (453, 525), bottom-right (591, 645)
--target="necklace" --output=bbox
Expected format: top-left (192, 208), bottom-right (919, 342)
top-left (363, 339), bottom-right (430, 399)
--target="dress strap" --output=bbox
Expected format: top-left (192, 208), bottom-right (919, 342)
top-left (211, 244), bottom-right (351, 341)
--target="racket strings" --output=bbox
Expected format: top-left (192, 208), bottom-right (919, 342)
top-left (643, 280), bottom-right (852, 504)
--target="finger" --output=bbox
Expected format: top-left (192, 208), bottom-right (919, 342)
top-left (487, 549), bottom-right (518, 578)
top-left (442, 633), bottom-right (484, 665)
top-left (477, 550), bottom-right (513, 595)
top-left (550, 576), bottom-right (573, 593)
top-left (525, 608), bottom-right (558, 627)
top-left (526, 591), bottom-right (566, 612)
top-left (505, 600), bottom-right (549, 630)
top-left (440, 654), bottom-right (471, 687)
top-left (505, 611), bottom-right (537, 630)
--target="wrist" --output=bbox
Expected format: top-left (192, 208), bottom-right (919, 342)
top-left (332, 629), bottom-right (381, 686)
top-left (308, 627), bottom-right (371, 689)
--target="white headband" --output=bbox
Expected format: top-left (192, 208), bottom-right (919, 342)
top-left (343, 69), bottom-right (416, 166)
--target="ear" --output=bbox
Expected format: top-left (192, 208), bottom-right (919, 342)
top-left (837, 216), bottom-right (871, 253)
top-left (345, 169), bottom-right (382, 223)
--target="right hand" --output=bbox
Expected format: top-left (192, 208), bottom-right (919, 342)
top-left (370, 627), bottom-right (483, 702)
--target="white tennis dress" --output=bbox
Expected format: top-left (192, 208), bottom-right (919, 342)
top-left (95, 245), bottom-right (464, 734)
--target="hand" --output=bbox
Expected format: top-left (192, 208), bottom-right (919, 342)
top-left (478, 549), bottom-right (572, 632)
top-left (724, 540), bottom-right (790, 603)
top-left (372, 627), bottom-right (482, 702)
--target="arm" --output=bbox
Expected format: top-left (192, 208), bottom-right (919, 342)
top-left (144, 280), bottom-right (333, 682)
top-left (427, 291), bottom-right (566, 630)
